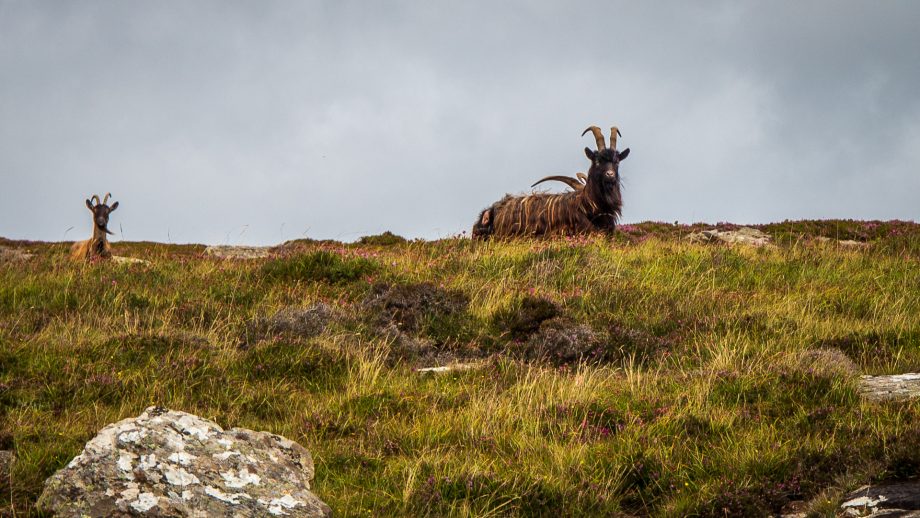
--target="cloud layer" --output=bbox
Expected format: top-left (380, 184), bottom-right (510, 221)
top-left (2, 1), bottom-right (918, 244)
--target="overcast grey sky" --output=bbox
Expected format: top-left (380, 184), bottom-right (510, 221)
top-left (1, 1), bottom-right (918, 244)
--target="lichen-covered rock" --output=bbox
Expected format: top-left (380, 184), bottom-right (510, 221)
top-left (859, 373), bottom-right (920, 402)
top-left (0, 245), bottom-right (33, 262)
top-left (814, 236), bottom-right (870, 249)
top-left (37, 407), bottom-right (331, 517)
top-left (685, 227), bottom-right (772, 246)
top-left (415, 363), bottom-right (481, 374)
top-left (0, 450), bottom-right (13, 487)
top-left (204, 245), bottom-right (273, 259)
top-left (112, 255), bottom-right (152, 266)
top-left (841, 482), bottom-right (920, 516)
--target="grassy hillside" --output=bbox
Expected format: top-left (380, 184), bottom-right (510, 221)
top-left (2, 220), bottom-right (920, 516)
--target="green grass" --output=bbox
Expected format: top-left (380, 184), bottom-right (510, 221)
top-left (2, 220), bottom-right (920, 516)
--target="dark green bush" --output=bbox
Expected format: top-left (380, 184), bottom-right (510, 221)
top-left (261, 251), bottom-right (378, 284)
top-left (358, 231), bottom-right (407, 246)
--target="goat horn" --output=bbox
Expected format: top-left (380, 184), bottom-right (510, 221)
top-left (609, 127), bottom-right (621, 149)
top-left (102, 193), bottom-right (111, 204)
top-left (576, 172), bottom-right (588, 184)
top-left (531, 175), bottom-right (586, 191)
top-left (581, 126), bottom-right (606, 150)
top-left (90, 195), bottom-right (100, 206)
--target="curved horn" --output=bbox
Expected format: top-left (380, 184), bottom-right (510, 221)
top-left (102, 193), bottom-right (111, 204)
top-left (90, 195), bottom-right (100, 206)
top-left (581, 126), bottom-right (606, 150)
top-left (576, 172), bottom-right (588, 184)
top-left (609, 127), bottom-right (621, 149)
top-left (531, 175), bottom-right (586, 191)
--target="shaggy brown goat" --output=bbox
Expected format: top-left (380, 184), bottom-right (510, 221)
top-left (70, 193), bottom-right (119, 260)
top-left (472, 126), bottom-right (630, 239)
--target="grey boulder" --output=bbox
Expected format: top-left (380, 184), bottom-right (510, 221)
top-left (841, 482), bottom-right (920, 517)
top-left (685, 227), bottom-right (772, 246)
top-left (37, 406), bottom-right (331, 517)
top-left (859, 373), bottom-right (920, 402)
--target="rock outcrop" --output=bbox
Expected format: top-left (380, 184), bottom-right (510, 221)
top-left (685, 227), bottom-right (772, 246)
top-left (841, 482), bottom-right (920, 517)
top-left (204, 245), bottom-right (273, 259)
top-left (0, 245), bottom-right (33, 262)
top-left (0, 449), bottom-right (13, 485)
top-left (814, 236), bottom-right (870, 249)
top-left (112, 255), bottom-right (152, 266)
top-left (37, 407), bottom-right (331, 517)
top-left (859, 373), bottom-right (920, 402)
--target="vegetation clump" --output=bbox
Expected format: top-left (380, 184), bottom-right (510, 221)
top-left (492, 295), bottom-right (560, 339)
top-left (244, 303), bottom-right (334, 347)
top-left (363, 282), bottom-right (469, 334)
top-left (261, 250), bottom-right (378, 284)
top-left (357, 231), bottom-right (407, 246)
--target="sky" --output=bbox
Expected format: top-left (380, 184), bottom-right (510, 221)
top-left (1, 1), bottom-right (919, 245)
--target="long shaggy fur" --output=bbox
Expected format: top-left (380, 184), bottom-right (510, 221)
top-left (473, 128), bottom-right (629, 240)
top-left (472, 190), bottom-right (610, 239)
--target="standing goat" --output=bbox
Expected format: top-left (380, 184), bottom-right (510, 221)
top-left (472, 126), bottom-right (630, 239)
top-left (70, 193), bottom-right (119, 260)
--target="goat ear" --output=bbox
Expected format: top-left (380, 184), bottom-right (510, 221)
top-left (584, 147), bottom-right (596, 161)
top-left (85, 199), bottom-right (94, 210)
top-left (618, 148), bottom-right (630, 161)
top-left (110, 201), bottom-right (119, 211)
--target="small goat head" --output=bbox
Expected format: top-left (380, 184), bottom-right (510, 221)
top-left (85, 193), bottom-right (118, 235)
top-left (581, 126), bottom-right (630, 207)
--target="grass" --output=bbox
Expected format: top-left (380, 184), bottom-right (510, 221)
top-left (1, 220), bottom-right (920, 516)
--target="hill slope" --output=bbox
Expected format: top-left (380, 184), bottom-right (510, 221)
top-left (2, 220), bottom-right (920, 516)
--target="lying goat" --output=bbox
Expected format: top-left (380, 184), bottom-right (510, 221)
top-left (472, 126), bottom-right (630, 239)
top-left (71, 193), bottom-right (119, 260)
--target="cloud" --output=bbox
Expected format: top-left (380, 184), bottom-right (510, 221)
top-left (1, 1), bottom-right (917, 244)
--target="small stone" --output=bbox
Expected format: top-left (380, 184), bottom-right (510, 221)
top-left (204, 245), bottom-right (273, 259)
top-left (415, 363), bottom-right (481, 374)
top-left (0, 245), bottom-right (34, 262)
top-left (860, 373), bottom-right (920, 402)
top-left (815, 236), bottom-right (870, 249)
top-left (0, 450), bottom-right (14, 482)
top-left (840, 482), bottom-right (920, 516)
top-left (112, 255), bottom-right (152, 266)
top-left (685, 227), bottom-right (772, 246)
